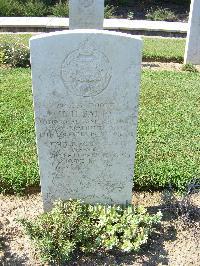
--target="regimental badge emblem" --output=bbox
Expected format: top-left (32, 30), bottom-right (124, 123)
top-left (61, 40), bottom-right (112, 97)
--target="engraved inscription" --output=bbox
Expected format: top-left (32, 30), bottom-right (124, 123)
top-left (37, 102), bottom-right (117, 179)
top-left (61, 41), bottom-right (112, 97)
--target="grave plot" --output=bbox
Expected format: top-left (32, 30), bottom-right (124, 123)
top-left (0, 0), bottom-right (199, 265)
top-left (1, 67), bottom-right (199, 266)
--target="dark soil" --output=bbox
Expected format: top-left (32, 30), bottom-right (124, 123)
top-left (108, 0), bottom-right (190, 22)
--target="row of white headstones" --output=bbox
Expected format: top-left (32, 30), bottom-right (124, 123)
top-left (30, 0), bottom-right (198, 211)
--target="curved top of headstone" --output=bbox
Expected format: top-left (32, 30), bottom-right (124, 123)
top-left (69, 0), bottom-right (104, 30)
top-left (30, 29), bottom-right (142, 42)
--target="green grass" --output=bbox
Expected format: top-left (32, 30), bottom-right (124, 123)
top-left (0, 34), bottom-right (185, 63)
top-left (143, 37), bottom-right (185, 63)
top-left (0, 33), bottom-right (32, 46)
top-left (135, 70), bottom-right (200, 191)
top-left (0, 68), bottom-right (199, 194)
top-left (0, 68), bottom-right (39, 193)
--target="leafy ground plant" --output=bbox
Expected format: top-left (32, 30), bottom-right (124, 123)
top-left (20, 200), bottom-right (162, 264)
top-left (0, 43), bottom-right (30, 67)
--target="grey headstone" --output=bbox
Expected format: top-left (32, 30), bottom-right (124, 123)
top-left (69, 0), bottom-right (104, 29)
top-left (30, 30), bottom-right (142, 211)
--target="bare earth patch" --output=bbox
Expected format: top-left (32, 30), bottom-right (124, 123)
top-left (0, 191), bottom-right (200, 265)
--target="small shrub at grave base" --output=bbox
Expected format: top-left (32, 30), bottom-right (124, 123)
top-left (19, 199), bottom-right (162, 264)
top-left (181, 63), bottom-right (198, 73)
top-left (146, 7), bottom-right (177, 22)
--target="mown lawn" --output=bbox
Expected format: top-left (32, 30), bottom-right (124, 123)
top-left (0, 68), bottom-right (199, 194)
top-left (136, 70), bottom-right (200, 191)
top-left (0, 68), bottom-right (38, 193)
top-left (0, 34), bottom-right (186, 63)
top-left (143, 37), bottom-right (185, 63)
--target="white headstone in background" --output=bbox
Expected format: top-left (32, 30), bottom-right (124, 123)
top-left (69, 0), bottom-right (104, 29)
top-left (184, 0), bottom-right (200, 64)
top-left (30, 30), bottom-right (142, 211)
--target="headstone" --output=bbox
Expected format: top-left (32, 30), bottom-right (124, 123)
top-left (184, 0), bottom-right (200, 64)
top-left (69, 0), bottom-right (104, 29)
top-left (30, 30), bottom-right (142, 211)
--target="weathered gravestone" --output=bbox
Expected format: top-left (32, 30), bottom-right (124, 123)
top-left (30, 3), bottom-right (142, 211)
top-left (184, 0), bottom-right (200, 64)
top-left (69, 0), bottom-right (104, 29)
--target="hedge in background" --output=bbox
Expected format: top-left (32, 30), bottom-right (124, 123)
top-left (0, 0), bottom-right (50, 17)
top-left (105, 0), bottom-right (190, 7)
top-left (0, 0), bottom-right (190, 17)
top-left (0, 0), bottom-right (115, 18)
